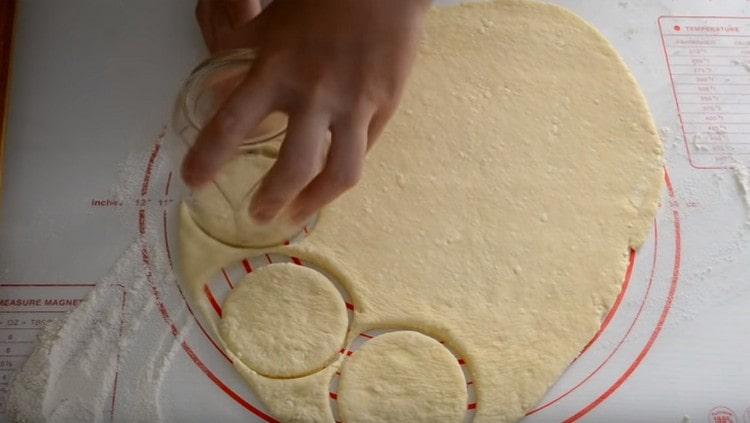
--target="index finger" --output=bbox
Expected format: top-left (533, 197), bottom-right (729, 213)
top-left (181, 72), bottom-right (276, 187)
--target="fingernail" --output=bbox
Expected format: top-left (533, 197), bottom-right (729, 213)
top-left (250, 205), bottom-right (274, 224)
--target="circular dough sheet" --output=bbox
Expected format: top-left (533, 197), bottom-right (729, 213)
top-left (179, 0), bottom-right (664, 421)
top-left (219, 263), bottom-right (348, 378)
top-left (189, 147), bottom-right (302, 248)
top-left (338, 331), bottom-right (467, 423)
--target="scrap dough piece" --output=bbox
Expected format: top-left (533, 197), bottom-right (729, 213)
top-left (337, 331), bottom-right (467, 423)
top-left (220, 263), bottom-right (348, 378)
top-left (179, 0), bottom-right (664, 421)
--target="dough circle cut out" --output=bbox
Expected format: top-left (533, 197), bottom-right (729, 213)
top-left (219, 263), bottom-right (349, 378)
top-left (337, 331), bottom-right (468, 423)
top-left (189, 147), bottom-right (305, 248)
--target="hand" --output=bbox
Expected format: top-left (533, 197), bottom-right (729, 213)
top-left (183, 0), bottom-right (431, 224)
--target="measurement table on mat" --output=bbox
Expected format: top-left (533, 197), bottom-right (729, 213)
top-left (660, 16), bottom-right (750, 169)
top-left (0, 284), bottom-right (92, 414)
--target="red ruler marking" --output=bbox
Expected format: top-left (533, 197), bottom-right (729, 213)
top-left (241, 258), bottom-right (253, 273)
top-left (203, 285), bottom-right (222, 318)
top-left (164, 171), bottom-right (173, 196)
top-left (162, 210), bottom-right (173, 269)
top-left (221, 268), bottom-right (234, 290)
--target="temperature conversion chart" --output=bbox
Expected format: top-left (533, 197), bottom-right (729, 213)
top-left (659, 17), bottom-right (750, 169)
top-left (0, 284), bottom-right (93, 414)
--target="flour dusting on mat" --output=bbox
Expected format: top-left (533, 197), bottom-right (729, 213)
top-left (732, 162), bottom-right (750, 224)
top-left (7, 220), bottom-right (186, 421)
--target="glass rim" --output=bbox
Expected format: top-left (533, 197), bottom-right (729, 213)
top-left (175, 48), bottom-right (287, 147)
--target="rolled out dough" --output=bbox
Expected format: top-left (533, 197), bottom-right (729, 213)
top-left (220, 263), bottom-right (348, 378)
top-left (337, 331), bottom-right (467, 423)
top-left (178, 0), bottom-right (664, 421)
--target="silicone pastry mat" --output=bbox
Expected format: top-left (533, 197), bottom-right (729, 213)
top-left (1, 1), bottom-right (750, 422)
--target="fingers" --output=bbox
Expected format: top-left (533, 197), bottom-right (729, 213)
top-left (225, 0), bottom-right (262, 28)
top-left (289, 117), bottom-right (368, 224)
top-left (195, 0), bottom-right (216, 51)
top-left (249, 111), bottom-right (329, 223)
top-left (181, 72), bottom-right (275, 188)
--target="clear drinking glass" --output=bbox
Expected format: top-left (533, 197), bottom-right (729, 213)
top-left (174, 49), bottom-right (311, 248)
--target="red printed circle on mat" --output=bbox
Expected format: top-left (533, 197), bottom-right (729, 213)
top-left (710, 407), bottom-right (738, 423)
